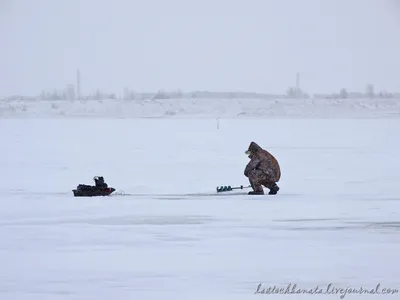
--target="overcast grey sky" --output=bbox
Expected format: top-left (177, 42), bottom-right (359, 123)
top-left (0, 0), bottom-right (399, 97)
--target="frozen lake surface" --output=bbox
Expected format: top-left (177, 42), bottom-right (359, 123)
top-left (0, 118), bottom-right (399, 299)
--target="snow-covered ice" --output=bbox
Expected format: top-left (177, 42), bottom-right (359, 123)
top-left (2, 97), bottom-right (400, 119)
top-left (0, 117), bottom-right (399, 300)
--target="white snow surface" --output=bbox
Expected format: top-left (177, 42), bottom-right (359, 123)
top-left (1, 97), bottom-right (400, 118)
top-left (1, 116), bottom-right (400, 299)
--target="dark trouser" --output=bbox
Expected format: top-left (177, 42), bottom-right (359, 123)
top-left (248, 170), bottom-right (277, 192)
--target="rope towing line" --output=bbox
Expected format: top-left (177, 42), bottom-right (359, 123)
top-left (111, 190), bottom-right (127, 196)
top-left (94, 186), bottom-right (251, 196)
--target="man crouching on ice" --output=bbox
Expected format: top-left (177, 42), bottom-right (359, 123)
top-left (244, 141), bottom-right (281, 195)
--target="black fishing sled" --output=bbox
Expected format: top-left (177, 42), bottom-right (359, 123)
top-left (72, 185), bottom-right (115, 197)
top-left (72, 176), bottom-right (115, 197)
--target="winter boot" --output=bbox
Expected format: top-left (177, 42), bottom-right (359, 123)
top-left (248, 188), bottom-right (264, 195)
top-left (268, 183), bottom-right (279, 195)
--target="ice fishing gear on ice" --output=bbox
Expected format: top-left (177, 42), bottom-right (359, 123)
top-left (73, 186), bottom-right (116, 197)
top-left (216, 185), bottom-right (251, 193)
top-left (72, 176), bottom-right (116, 197)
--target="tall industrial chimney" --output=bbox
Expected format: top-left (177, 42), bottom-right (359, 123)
top-left (76, 69), bottom-right (81, 100)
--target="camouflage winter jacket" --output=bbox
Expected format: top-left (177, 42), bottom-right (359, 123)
top-left (244, 142), bottom-right (281, 182)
